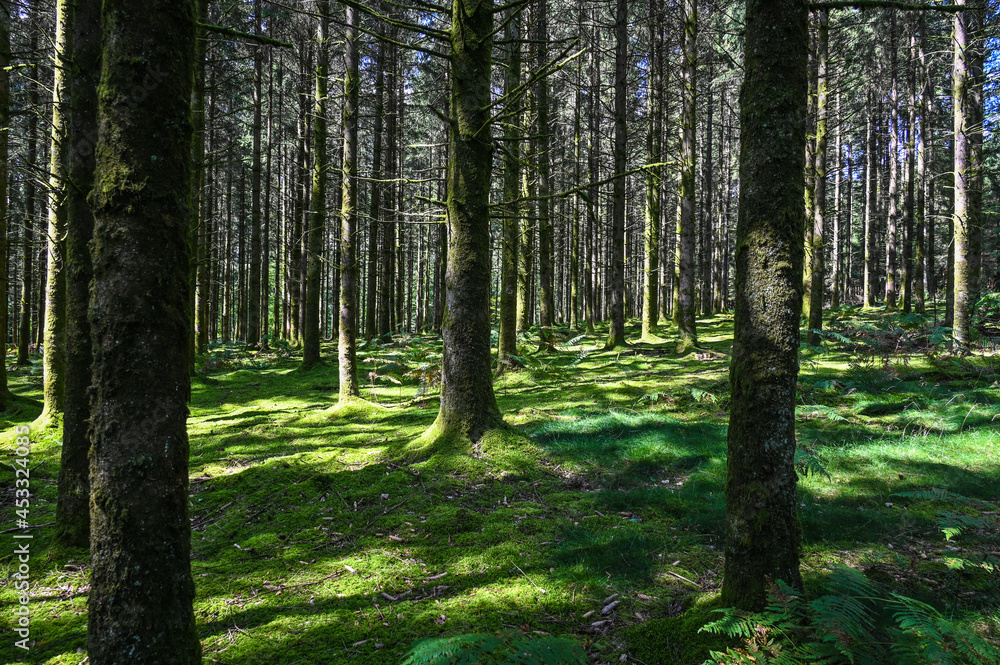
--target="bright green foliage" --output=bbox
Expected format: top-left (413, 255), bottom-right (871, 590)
top-left (701, 566), bottom-right (1000, 665)
top-left (401, 631), bottom-right (587, 665)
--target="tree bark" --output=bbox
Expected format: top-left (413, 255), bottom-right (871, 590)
top-left (88, 0), bottom-right (201, 660)
top-left (807, 9), bottom-right (828, 346)
top-left (951, 0), bottom-right (983, 345)
top-left (498, 9), bottom-right (520, 364)
top-left (303, 0), bottom-right (329, 368)
top-left (39, 0), bottom-right (72, 427)
top-left (723, 0), bottom-right (806, 611)
top-left (885, 11), bottom-right (900, 310)
top-left (605, 0), bottom-right (628, 349)
top-left (0, 0), bottom-right (10, 408)
top-left (420, 0), bottom-right (503, 447)
top-left (338, 3), bottom-right (360, 398)
top-left (673, 0), bottom-right (698, 350)
top-left (642, 0), bottom-right (662, 338)
top-left (57, 0), bottom-right (100, 549)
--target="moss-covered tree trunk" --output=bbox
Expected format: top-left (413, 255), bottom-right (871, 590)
top-left (642, 0), bottom-right (661, 339)
top-left (193, 0), bottom-right (209, 356)
top-left (338, 2), bottom-right (360, 398)
top-left (421, 0), bottom-right (503, 446)
top-left (18, 25), bottom-right (36, 369)
top-left (807, 9), bottom-right (827, 347)
top-left (246, 0), bottom-right (263, 348)
top-left (39, 0), bottom-right (72, 428)
top-left (884, 11), bottom-right (900, 310)
top-left (498, 9), bottom-right (520, 365)
top-left (673, 0), bottom-right (697, 350)
top-left (723, 0), bottom-right (806, 611)
top-left (304, 0), bottom-right (329, 369)
top-left (952, 0), bottom-right (983, 346)
top-left (365, 39), bottom-right (384, 341)
top-left (863, 108), bottom-right (877, 307)
top-left (56, 0), bottom-right (99, 550)
top-left (87, 0), bottom-right (201, 661)
top-left (536, 0), bottom-right (554, 347)
top-left (605, 0), bottom-right (627, 349)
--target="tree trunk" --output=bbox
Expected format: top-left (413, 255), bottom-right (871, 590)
top-left (536, 0), bottom-right (554, 346)
top-left (57, 0), bottom-right (100, 549)
top-left (303, 0), bottom-right (329, 368)
top-left (420, 0), bottom-right (503, 448)
top-left (605, 0), bottom-right (628, 349)
top-left (366, 40), bottom-right (384, 341)
top-left (863, 109), bottom-right (877, 307)
top-left (885, 11), bottom-right (900, 310)
top-left (0, 0), bottom-right (10, 408)
top-left (88, 0), bottom-right (200, 660)
top-left (498, 9), bottom-right (520, 364)
top-left (673, 0), bottom-right (697, 350)
top-left (17, 18), bottom-right (35, 367)
top-left (39, 0), bottom-right (72, 427)
top-left (951, 0), bottom-right (983, 346)
top-left (338, 3), bottom-right (360, 398)
top-left (642, 0), bottom-right (661, 338)
top-left (807, 9), bottom-right (827, 347)
top-left (723, 0), bottom-right (806, 611)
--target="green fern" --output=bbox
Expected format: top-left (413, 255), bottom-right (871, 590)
top-left (699, 566), bottom-right (1000, 665)
top-left (400, 631), bottom-right (588, 665)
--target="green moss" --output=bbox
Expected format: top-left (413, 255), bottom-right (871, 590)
top-left (624, 593), bottom-right (732, 665)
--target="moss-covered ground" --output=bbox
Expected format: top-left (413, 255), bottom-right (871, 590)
top-left (1, 308), bottom-right (998, 664)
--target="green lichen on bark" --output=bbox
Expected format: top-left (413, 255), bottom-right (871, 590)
top-left (339, 2), bottom-right (361, 398)
top-left (723, 0), bottom-right (807, 611)
top-left (87, 0), bottom-right (201, 661)
top-left (56, 0), bottom-right (100, 549)
top-left (416, 0), bottom-right (504, 453)
top-left (37, 0), bottom-right (73, 429)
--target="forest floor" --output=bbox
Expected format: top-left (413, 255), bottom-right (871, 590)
top-left (2, 308), bottom-right (999, 664)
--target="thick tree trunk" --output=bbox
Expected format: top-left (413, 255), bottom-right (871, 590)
top-left (605, 0), bottom-right (628, 349)
top-left (420, 0), bottom-right (503, 447)
top-left (303, 0), bottom-right (329, 368)
top-left (39, 0), bottom-right (72, 427)
top-left (723, 0), bottom-right (806, 611)
top-left (57, 0), bottom-right (100, 549)
top-left (88, 0), bottom-right (200, 661)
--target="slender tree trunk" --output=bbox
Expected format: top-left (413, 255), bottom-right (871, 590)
top-left (605, 0), bottom-right (628, 349)
top-left (536, 0), bottom-right (554, 345)
top-left (700, 47), bottom-right (713, 317)
top-left (642, 0), bottom-right (661, 338)
top-left (723, 0), bottom-right (806, 611)
top-left (498, 9), bottom-right (520, 364)
top-left (673, 0), bottom-right (698, 350)
top-left (193, 0), bottom-right (210, 354)
top-left (366, 40), bottom-right (384, 341)
top-left (303, 0), bottom-right (329, 368)
top-left (914, 14), bottom-right (927, 315)
top-left (885, 11), bottom-right (900, 310)
top-left (338, 3), bottom-right (360, 398)
top-left (39, 0), bottom-right (72, 427)
top-left (807, 10), bottom-right (828, 347)
top-left (17, 20), bottom-right (34, 367)
top-left (951, 0), bottom-right (983, 346)
top-left (88, 0), bottom-right (201, 660)
top-left (832, 91), bottom-right (842, 310)
top-left (863, 109), bottom-right (877, 307)
top-left (902, 15), bottom-right (916, 314)
top-left (56, 0), bottom-right (100, 549)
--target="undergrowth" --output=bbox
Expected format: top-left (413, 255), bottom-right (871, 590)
top-left (0, 307), bottom-right (997, 665)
